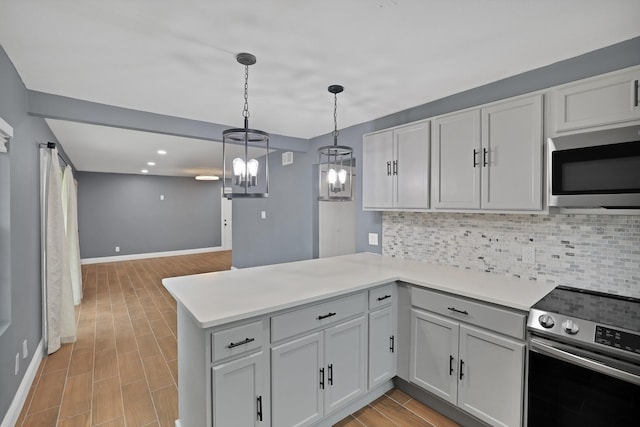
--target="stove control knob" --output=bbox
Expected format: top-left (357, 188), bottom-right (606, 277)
top-left (538, 314), bottom-right (555, 329)
top-left (562, 319), bottom-right (580, 335)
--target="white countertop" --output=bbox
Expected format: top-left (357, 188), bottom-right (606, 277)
top-left (162, 252), bottom-right (556, 329)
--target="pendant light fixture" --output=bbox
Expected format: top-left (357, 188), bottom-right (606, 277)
top-left (223, 53), bottom-right (269, 198)
top-left (318, 85), bottom-right (353, 201)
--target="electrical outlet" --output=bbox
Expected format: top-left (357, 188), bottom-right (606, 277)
top-left (368, 233), bottom-right (379, 246)
top-left (522, 246), bottom-right (536, 264)
top-left (15, 353), bottom-right (19, 375)
top-left (22, 340), bottom-right (28, 359)
top-left (261, 211), bottom-right (266, 219)
top-left (115, 246), bottom-right (120, 253)
top-left (160, 194), bottom-right (165, 201)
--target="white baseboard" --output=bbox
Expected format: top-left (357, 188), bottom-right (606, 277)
top-left (1, 339), bottom-right (44, 427)
top-left (81, 246), bottom-right (227, 265)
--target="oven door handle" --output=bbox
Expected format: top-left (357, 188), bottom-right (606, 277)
top-left (530, 338), bottom-right (640, 386)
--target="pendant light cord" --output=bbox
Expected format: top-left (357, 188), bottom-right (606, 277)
top-left (333, 92), bottom-right (339, 145)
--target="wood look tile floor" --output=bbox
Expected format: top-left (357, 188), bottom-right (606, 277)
top-left (16, 251), bottom-right (459, 427)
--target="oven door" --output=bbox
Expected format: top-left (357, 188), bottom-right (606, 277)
top-left (528, 336), bottom-right (640, 427)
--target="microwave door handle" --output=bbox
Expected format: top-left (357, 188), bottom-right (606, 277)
top-left (530, 338), bottom-right (640, 386)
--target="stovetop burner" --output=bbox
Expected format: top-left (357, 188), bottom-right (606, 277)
top-left (533, 286), bottom-right (640, 333)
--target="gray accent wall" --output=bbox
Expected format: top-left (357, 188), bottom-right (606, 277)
top-left (231, 36), bottom-right (640, 268)
top-left (77, 172), bottom-right (223, 259)
top-left (0, 45), bottom-right (59, 422)
top-left (232, 150), bottom-right (314, 268)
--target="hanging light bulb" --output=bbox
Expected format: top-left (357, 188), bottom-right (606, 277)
top-left (222, 53), bottom-right (270, 198)
top-left (318, 85), bottom-right (353, 201)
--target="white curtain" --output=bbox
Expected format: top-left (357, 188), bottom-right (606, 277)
top-left (62, 166), bottom-right (83, 305)
top-left (41, 147), bottom-right (77, 354)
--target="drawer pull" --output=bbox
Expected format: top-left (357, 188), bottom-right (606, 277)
top-left (449, 355), bottom-right (454, 375)
top-left (317, 312), bottom-right (336, 320)
top-left (256, 395), bottom-right (263, 421)
top-left (377, 294), bottom-right (392, 301)
top-left (227, 337), bottom-right (255, 349)
top-left (447, 307), bottom-right (469, 315)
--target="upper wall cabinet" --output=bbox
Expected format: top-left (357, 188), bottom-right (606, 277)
top-left (362, 121), bottom-right (430, 210)
top-left (432, 94), bottom-right (543, 211)
top-left (551, 67), bottom-right (640, 135)
top-left (432, 110), bottom-right (482, 209)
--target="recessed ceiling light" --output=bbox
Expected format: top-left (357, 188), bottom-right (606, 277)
top-left (157, 150), bottom-right (167, 155)
top-left (147, 161), bottom-right (156, 166)
top-left (141, 169), bottom-right (149, 174)
top-left (195, 175), bottom-right (220, 181)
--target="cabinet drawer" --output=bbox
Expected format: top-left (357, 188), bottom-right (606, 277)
top-left (211, 320), bottom-right (264, 363)
top-left (369, 283), bottom-right (395, 310)
top-left (271, 293), bottom-right (366, 343)
top-left (411, 287), bottom-right (526, 340)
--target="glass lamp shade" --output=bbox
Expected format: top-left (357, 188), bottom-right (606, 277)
top-left (318, 145), bottom-right (353, 201)
top-left (222, 127), bottom-right (269, 198)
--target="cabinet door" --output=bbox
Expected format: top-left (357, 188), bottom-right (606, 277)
top-left (324, 316), bottom-right (367, 415)
top-left (394, 121), bottom-right (430, 209)
top-left (481, 95), bottom-right (542, 210)
top-left (432, 110), bottom-right (481, 209)
top-left (368, 307), bottom-right (397, 389)
top-left (362, 130), bottom-right (394, 209)
top-left (212, 350), bottom-right (267, 427)
top-left (458, 325), bottom-right (525, 427)
top-left (554, 69), bottom-right (640, 134)
top-left (272, 332), bottom-right (323, 427)
top-left (410, 309), bottom-right (459, 405)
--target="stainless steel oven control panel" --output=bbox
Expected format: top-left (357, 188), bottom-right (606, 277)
top-left (527, 309), bottom-right (640, 363)
top-left (595, 326), bottom-right (640, 355)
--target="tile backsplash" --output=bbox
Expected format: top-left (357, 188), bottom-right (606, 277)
top-left (382, 212), bottom-right (640, 298)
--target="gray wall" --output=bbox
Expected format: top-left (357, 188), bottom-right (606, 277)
top-left (232, 150), bottom-right (314, 268)
top-left (77, 172), bottom-right (223, 259)
top-left (0, 45), bottom-right (59, 422)
top-left (231, 36), bottom-right (640, 268)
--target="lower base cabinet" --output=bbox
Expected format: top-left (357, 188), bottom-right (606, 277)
top-left (368, 306), bottom-right (397, 388)
top-left (211, 350), bottom-right (268, 426)
top-left (271, 316), bottom-right (367, 427)
top-left (410, 309), bottom-right (524, 427)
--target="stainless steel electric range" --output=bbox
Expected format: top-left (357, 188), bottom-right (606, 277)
top-left (526, 285), bottom-right (640, 427)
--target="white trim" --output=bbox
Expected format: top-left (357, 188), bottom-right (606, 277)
top-left (81, 246), bottom-right (226, 265)
top-left (0, 116), bottom-right (13, 139)
top-left (1, 339), bottom-right (44, 427)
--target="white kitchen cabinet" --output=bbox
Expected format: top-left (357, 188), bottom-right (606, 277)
top-left (368, 306), bottom-right (397, 389)
top-left (432, 110), bottom-right (481, 209)
top-left (410, 309), bottom-right (458, 404)
top-left (431, 94), bottom-right (542, 211)
top-left (458, 324), bottom-right (525, 427)
top-left (481, 95), bottom-right (543, 210)
top-left (212, 350), bottom-right (267, 426)
top-left (271, 316), bottom-right (367, 427)
top-left (272, 332), bottom-right (324, 427)
top-left (362, 121), bottom-right (430, 210)
top-left (552, 67), bottom-right (640, 135)
top-left (410, 289), bottom-right (526, 427)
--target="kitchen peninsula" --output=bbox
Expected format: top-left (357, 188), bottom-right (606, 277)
top-left (163, 252), bottom-right (556, 427)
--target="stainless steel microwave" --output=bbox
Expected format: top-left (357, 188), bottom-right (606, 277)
top-left (548, 125), bottom-right (640, 208)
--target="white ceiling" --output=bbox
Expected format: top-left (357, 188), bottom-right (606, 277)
top-left (2, 0), bottom-right (640, 176)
